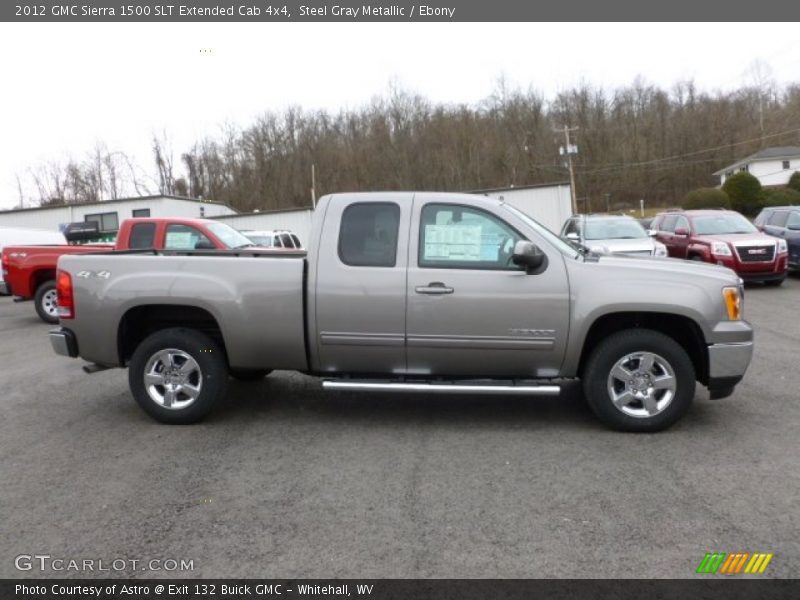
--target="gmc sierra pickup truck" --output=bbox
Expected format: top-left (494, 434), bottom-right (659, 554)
top-left (49, 192), bottom-right (754, 432)
top-left (3, 217), bottom-right (259, 323)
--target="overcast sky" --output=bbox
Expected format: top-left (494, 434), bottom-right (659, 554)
top-left (1, 22), bottom-right (799, 209)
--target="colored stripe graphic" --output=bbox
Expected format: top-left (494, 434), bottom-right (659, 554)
top-left (697, 553), bottom-right (726, 574)
top-left (698, 552), bottom-right (773, 574)
top-left (744, 553), bottom-right (774, 574)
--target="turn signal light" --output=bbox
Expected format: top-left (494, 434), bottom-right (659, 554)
top-left (56, 270), bottom-right (74, 319)
top-left (723, 287), bottom-right (741, 321)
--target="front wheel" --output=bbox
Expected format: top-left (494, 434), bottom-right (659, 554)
top-left (128, 328), bottom-right (228, 424)
top-left (34, 280), bottom-right (59, 323)
top-left (582, 329), bottom-right (695, 432)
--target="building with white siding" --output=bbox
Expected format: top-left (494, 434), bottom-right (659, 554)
top-left (714, 146), bottom-right (800, 187)
top-left (0, 195), bottom-right (237, 233)
top-left (472, 181), bottom-right (573, 233)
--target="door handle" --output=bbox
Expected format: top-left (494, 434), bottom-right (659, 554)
top-left (415, 282), bottom-right (454, 295)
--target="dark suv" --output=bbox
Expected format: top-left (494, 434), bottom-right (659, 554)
top-left (754, 206), bottom-right (800, 271)
top-left (652, 209), bottom-right (788, 285)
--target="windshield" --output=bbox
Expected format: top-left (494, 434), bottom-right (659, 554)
top-left (502, 204), bottom-right (580, 259)
top-left (583, 218), bottom-right (648, 240)
top-left (205, 222), bottom-right (256, 248)
top-left (693, 214), bottom-right (757, 235)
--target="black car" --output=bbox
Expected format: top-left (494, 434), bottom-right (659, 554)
top-left (754, 206), bottom-right (800, 270)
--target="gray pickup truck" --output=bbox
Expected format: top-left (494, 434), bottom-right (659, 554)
top-left (50, 192), bottom-right (754, 432)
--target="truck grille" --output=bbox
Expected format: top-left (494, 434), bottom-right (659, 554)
top-left (735, 243), bottom-right (775, 263)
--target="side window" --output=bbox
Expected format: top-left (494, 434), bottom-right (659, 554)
top-left (279, 233), bottom-right (294, 248)
top-left (419, 203), bottom-right (522, 270)
top-left (338, 203), bottom-right (401, 267)
top-left (291, 234), bottom-right (302, 248)
top-left (674, 216), bottom-right (690, 232)
top-left (273, 235), bottom-right (283, 248)
top-left (787, 212), bottom-right (800, 229)
top-left (164, 224), bottom-right (213, 250)
top-left (753, 211), bottom-right (769, 227)
top-left (659, 216), bottom-right (677, 232)
top-left (129, 223), bottom-right (156, 249)
top-left (562, 220), bottom-right (577, 236)
top-left (768, 211), bottom-right (789, 227)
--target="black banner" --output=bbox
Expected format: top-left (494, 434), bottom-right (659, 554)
top-left (2, 0), bottom-right (797, 22)
top-left (3, 579), bottom-right (800, 600)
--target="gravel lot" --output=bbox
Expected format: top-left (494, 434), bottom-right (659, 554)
top-left (1, 276), bottom-right (798, 579)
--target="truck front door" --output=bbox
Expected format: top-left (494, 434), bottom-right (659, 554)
top-left (405, 199), bottom-right (570, 378)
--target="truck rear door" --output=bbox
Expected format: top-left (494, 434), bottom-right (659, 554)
top-left (313, 193), bottom-right (413, 374)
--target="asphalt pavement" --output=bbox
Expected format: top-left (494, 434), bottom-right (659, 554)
top-left (1, 276), bottom-right (798, 578)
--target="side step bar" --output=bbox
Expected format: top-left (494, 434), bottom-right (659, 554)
top-left (322, 380), bottom-right (560, 395)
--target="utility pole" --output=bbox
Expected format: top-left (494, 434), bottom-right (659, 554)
top-left (555, 125), bottom-right (579, 215)
top-left (310, 163), bottom-right (317, 209)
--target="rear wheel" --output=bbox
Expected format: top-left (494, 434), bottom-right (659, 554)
top-left (689, 255), bottom-right (705, 262)
top-left (129, 328), bottom-right (228, 424)
top-left (34, 280), bottom-right (59, 323)
top-left (582, 329), bottom-right (695, 432)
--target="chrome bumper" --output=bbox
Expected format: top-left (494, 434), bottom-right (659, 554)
top-left (49, 328), bottom-right (78, 358)
top-left (708, 341), bottom-right (753, 379)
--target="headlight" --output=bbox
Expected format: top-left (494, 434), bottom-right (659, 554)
top-left (654, 242), bottom-right (668, 257)
top-left (722, 286), bottom-right (742, 321)
top-left (711, 241), bottom-right (732, 256)
top-left (777, 239), bottom-right (788, 254)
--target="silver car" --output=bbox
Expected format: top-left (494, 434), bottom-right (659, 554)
top-left (561, 214), bottom-right (668, 257)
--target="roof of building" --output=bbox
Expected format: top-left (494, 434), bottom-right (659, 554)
top-left (713, 146), bottom-right (800, 175)
top-left (0, 195), bottom-right (233, 216)
top-left (470, 181), bottom-right (571, 194)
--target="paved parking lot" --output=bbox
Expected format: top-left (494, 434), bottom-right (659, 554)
top-left (1, 276), bottom-right (798, 579)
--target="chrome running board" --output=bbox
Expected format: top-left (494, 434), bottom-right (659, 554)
top-left (322, 380), bottom-right (560, 395)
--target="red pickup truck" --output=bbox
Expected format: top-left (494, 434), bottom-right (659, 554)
top-left (651, 209), bottom-right (788, 285)
top-left (2, 217), bottom-right (259, 323)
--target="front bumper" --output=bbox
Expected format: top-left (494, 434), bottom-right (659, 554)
top-left (0, 281), bottom-right (8, 295)
top-left (49, 328), bottom-right (78, 358)
top-left (707, 341), bottom-right (753, 398)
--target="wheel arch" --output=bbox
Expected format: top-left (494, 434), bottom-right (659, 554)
top-left (576, 311), bottom-right (709, 385)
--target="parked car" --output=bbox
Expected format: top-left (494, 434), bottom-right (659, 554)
top-left (560, 214), bottom-right (668, 257)
top-left (0, 226), bottom-right (65, 295)
top-left (2, 217), bottom-right (259, 323)
top-left (50, 192), bottom-right (753, 432)
top-left (652, 209), bottom-right (788, 285)
top-left (639, 217), bottom-right (655, 231)
top-left (241, 229), bottom-right (303, 250)
top-left (753, 205), bottom-right (800, 271)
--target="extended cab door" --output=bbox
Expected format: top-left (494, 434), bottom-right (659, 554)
top-left (313, 193), bottom-right (413, 374)
top-left (405, 197), bottom-right (570, 378)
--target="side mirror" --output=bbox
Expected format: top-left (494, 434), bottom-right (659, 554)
top-left (647, 229), bottom-right (657, 237)
top-left (512, 240), bottom-right (547, 274)
top-left (194, 240), bottom-right (216, 250)
top-left (565, 232), bottom-right (579, 241)
top-left (674, 227), bottom-right (689, 237)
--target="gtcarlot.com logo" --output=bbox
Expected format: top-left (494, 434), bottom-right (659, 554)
top-left (696, 552), bottom-right (773, 574)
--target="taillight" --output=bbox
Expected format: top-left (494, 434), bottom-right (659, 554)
top-left (1, 251), bottom-right (8, 277)
top-left (56, 270), bottom-right (74, 319)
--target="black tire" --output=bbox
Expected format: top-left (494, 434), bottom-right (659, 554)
top-left (34, 280), bottom-right (59, 323)
top-left (229, 368), bottom-right (272, 381)
top-left (763, 278), bottom-right (785, 287)
top-left (128, 328), bottom-right (228, 424)
top-left (689, 255), bottom-right (705, 262)
top-left (582, 329), bottom-right (696, 432)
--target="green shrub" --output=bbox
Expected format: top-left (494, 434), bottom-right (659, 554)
top-left (788, 171), bottom-right (800, 193)
top-left (722, 172), bottom-right (763, 216)
top-left (762, 187), bottom-right (800, 207)
top-left (682, 187), bottom-right (731, 210)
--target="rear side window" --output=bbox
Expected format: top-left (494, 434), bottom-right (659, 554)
top-left (279, 233), bottom-right (294, 248)
top-left (659, 215), bottom-right (677, 232)
top-left (291, 234), bottom-right (302, 248)
top-left (129, 223), bottom-right (156, 249)
top-left (164, 224), bottom-right (213, 250)
top-left (787, 212), bottom-right (800, 229)
top-left (338, 203), bottom-right (400, 267)
top-left (767, 211), bottom-right (789, 227)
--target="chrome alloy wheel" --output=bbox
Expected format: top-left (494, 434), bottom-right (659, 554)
top-left (41, 289), bottom-right (58, 317)
top-left (606, 351), bottom-right (677, 418)
top-left (143, 348), bottom-right (203, 410)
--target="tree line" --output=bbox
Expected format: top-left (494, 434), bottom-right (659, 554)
top-left (17, 76), bottom-right (800, 214)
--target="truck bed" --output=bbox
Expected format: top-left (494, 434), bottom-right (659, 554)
top-left (59, 250), bottom-right (309, 371)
